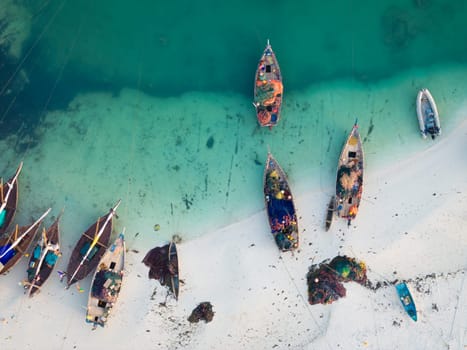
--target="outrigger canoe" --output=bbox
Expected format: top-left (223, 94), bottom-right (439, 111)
top-left (0, 208), bottom-right (51, 274)
top-left (335, 122), bottom-right (364, 226)
top-left (25, 212), bottom-right (62, 297)
top-left (0, 162), bottom-right (23, 236)
top-left (254, 40), bottom-right (283, 128)
top-left (416, 88), bottom-right (441, 139)
top-left (65, 200), bottom-right (121, 288)
top-left (395, 282), bottom-right (417, 321)
top-left (86, 232), bottom-right (125, 328)
top-left (263, 152), bottom-right (298, 251)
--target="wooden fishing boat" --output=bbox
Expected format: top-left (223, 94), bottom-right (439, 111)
top-left (325, 195), bottom-right (335, 231)
top-left (65, 200), bottom-right (121, 288)
top-left (335, 123), bottom-right (364, 226)
top-left (86, 232), bottom-right (125, 328)
top-left (254, 40), bottom-right (283, 128)
top-left (416, 88), bottom-right (441, 139)
top-left (25, 212), bottom-right (62, 297)
top-left (167, 241), bottom-right (179, 300)
top-left (0, 162), bottom-right (23, 236)
top-left (263, 152), bottom-right (298, 251)
top-left (0, 208), bottom-right (51, 274)
top-left (395, 282), bottom-right (417, 321)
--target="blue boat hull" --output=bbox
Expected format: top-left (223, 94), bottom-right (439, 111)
top-left (395, 282), bottom-right (417, 321)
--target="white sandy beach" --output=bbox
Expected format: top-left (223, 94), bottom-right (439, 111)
top-left (0, 98), bottom-right (466, 350)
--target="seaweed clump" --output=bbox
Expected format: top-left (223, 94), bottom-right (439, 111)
top-left (307, 256), bottom-right (367, 305)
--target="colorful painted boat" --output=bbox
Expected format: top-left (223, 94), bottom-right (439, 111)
top-left (416, 88), bottom-right (441, 139)
top-left (168, 241), bottom-right (179, 300)
top-left (25, 212), bottom-right (62, 297)
top-left (65, 200), bottom-right (121, 288)
top-left (0, 208), bottom-right (51, 274)
top-left (0, 162), bottom-right (23, 236)
top-left (335, 122), bottom-right (364, 226)
top-left (395, 282), bottom-right (417, 321)
top-left (254, 40), bottom-right (283, 128)
top-left (263, 152), bottom-right (298, 251)
top-left (86, 232), bottom-right (125, 328)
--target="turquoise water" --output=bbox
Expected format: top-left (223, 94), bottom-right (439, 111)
top-left (23, 0), bottom-right (467, 95)
top-left (1, 0), bottom-right (467, 247)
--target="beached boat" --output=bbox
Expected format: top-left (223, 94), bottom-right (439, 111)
top-left (0, 162), bottom-right (23, 236)
top-left (254, 40), bottom-right (283, 128)
top-left (0, 208), bottom-right (51, 275)
top-left (416, 88), bottom-right (441, 139)
top-left (335, 122), bottom-right (364, 226)
top-left (167, 241), bottom-right (179, 300)
top-left (86, 232), bottom-right (125, 328)
top-left (65, 200), bottom-right (121, 288)
top-left (25, 213), bottom-right (62, 297)
top-left (263, 152), bottom-right (299, 251)
top-left (395, 282), bottom-right (417, 321)
top-left (325, 195), bottom-right (335, 231)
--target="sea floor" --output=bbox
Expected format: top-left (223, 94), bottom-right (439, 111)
top-left (1, 63), bottom-right (467, 251)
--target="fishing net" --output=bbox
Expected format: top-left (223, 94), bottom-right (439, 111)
top-left (307, 256), bottom-right (367, 305)
top-left (91, 270), bottom-right (122, 303)
top-left (255, 85), bottom-right (275, 105)
top-left (142, 244), bottom-right (170, 284)
top-left (188, 302), bottom-right (214, 323)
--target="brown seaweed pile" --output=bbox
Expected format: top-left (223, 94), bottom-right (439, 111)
top-left (188, 302), bottom-right (214, 323)
top-left (307, 256), bottom-right (367, 305)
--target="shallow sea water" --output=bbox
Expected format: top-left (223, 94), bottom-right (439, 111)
top-left (1, 0), bottom-right (467, 246)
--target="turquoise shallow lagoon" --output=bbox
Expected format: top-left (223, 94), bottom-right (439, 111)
top-left (1, 0), bottom-right (467, 247)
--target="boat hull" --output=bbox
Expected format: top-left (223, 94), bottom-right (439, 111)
top-left (325, 196), bottom-right (335, 231)
top-left (254, 41), bottom-right (283, 128)
top-left (0, 162), bottom-right (22, 236)
top-left (86, 233), bottom-right (125, 327)
top-left (0, 209), bottom-right (50, 275)
top-left (335, 123), bottom-right (364, 225)
top-left (168, 241), bottom-right (179, 299)
top-left (395, 282), bottom-right (417, 321)
top-left (66, 201), bottom-right (120, 288)
top-left (416, 88), bottom-right (441, 139)
top-left (26, 215), bottom-right (61, 297)
top-left (263, 153), bottom-right (299, 251)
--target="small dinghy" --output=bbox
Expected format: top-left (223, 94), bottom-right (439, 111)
top-left (416, 88), bottom-right (441, 139)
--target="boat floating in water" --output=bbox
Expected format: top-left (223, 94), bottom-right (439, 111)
top-left (254, 40), bottom-right (283, 128)
top-left (416, 88), bottom-right (441, 139)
